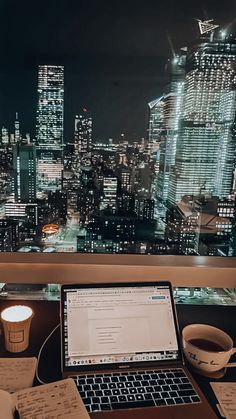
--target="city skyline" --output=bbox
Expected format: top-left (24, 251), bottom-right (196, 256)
top-left (1, 6), bottom-right (236, 257)
top-left (1, 0), bottom-right (236, 140)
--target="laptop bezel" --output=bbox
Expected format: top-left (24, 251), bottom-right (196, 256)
top-left (61, 281), bottom-right (184, 374)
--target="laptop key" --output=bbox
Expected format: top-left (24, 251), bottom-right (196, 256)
top-left (161, 391), bottom-right (169, 398)
top-left (136, 387), bottom-right (145, 394)
top-left (100, 404), bottom-right (111, 410)
top-left (182, 396), bottom-right (191, 403)
top-left (155, 399), bottom-right (166, 406)
top-left (95, 390), bottom-right (103, 397)
top-left (174, 397), bottom-right (184, 404)
top-left (169, 391), bottom-right (178, 398)
top-left (83, 397), bottom-right (91, 405)
top-left (178, 383), bottom-right (193, 390)
top-left (101, 396), bottom-right (109, 403)
top-left (119, 395), bottom-right (127, 402)
top-left (135, 394), bottom-right (144, 401)
top-left (91, 404), bottom-right (100, 412)
top-left (140, 380), bottom-right (148, 386)
top-left (111, 400), bottom-right (155, 409)
top-left (178, 389), bottom-right (196, 397)
top-left (104, 390), bottom-right (112, 396)
top-left (113, 389), bottom-right (120, 395)
top-left (166, 379), bottom-right (173, 384)
top-left (191, 396), bottom-right (201, 403)
top-left (87, 378), bottom-right (94, 384)
top-left (154, 385), bottom-right (162, 392)
top-left (153, 392), bottom-right (161, 400)
top-left (110, 396), bottom-right (118, 402)
top-left (87, 390), bottom-right (94, 397)
top-left (91, 397), bottom-right (100, 404)
top-left (166, 398), bottom-right (175, 405)
top-left (121, 388), bottom-right (129, 394)
top-left (144, 394), bottom-right (153, 400)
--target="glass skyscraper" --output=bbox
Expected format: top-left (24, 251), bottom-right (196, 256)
top-left (36, 65), bottom-right (64, 193)
top-left (72, 109), bottom-right (93, 180)
top-left (168, 33), bottom-right (236, 204)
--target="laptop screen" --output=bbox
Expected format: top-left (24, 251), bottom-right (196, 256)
top-left (61, 282), bottom-right (182, 371)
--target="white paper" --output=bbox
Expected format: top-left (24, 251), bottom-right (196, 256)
top-left (12, 378), bottom-right (90, 419)
top-left (0, 389), bottom-right (14, 419)
top-left (211, 382), bottom-right (236, 419)
top-left (0, 357), bottom-right (37, 393)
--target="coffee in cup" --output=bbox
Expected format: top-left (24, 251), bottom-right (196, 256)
top-left (182, 324), bottom-right (236, 374)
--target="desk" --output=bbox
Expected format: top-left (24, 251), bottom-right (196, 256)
top-left (0, 300), bottom-right (236, 417)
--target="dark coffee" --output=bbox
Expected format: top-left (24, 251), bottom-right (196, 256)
top-left (188, 338), bottom-right (225, 352)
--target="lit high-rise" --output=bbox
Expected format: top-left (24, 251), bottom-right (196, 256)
top-left (72, 109), bottom-right (92, 178)
top-left (36, 65), bottom-right (64, 192)
top-left (168, 29), bottom-right (236, 203)
top-left (13, 142), bottom-right (37, 203)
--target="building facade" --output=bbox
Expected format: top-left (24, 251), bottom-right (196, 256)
top-left (36, 65), bottom-right (64, 192)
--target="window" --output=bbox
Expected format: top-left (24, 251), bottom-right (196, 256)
top-left (0, 2), bottom-right (236, 295)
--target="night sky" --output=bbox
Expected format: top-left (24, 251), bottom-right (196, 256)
top-left (0, 0), bottom-right (236, 141)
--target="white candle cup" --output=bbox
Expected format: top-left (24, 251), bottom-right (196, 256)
top-left (0, 305), bottom-right (34, 353)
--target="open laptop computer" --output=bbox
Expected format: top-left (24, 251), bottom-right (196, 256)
top-left (61, 281), bottom-right (218, 419)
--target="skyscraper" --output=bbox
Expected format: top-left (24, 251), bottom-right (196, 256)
top-left (168, 30), bottom-right (236, 204)
top-left (36, 65), bottom-right (64, 192)
top-left (72, 109), bottom-right (93, 179)
top-left (155, 55), bottom-right (186, 203)
top-left (13, 142), bottom-right (37, 203)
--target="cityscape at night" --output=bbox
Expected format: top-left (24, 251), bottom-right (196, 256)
top-left (1, 2), bottom-right (236, 257)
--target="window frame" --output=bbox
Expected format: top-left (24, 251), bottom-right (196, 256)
top-left (0, 254), bottom-right (235, 288)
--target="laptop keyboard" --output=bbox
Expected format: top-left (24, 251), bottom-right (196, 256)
top-left (73, 368), bottom-right (201, 413)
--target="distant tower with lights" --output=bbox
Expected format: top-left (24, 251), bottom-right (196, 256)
top-left (13, 142), bottom-right (37, 203)
top-left (36, 65), bottom-right (64, 193)
top-left (72, 108), bottom-right (93, 178)
top-left (168, 21), bottom-right (236, 203)
top-left (154, 53), bottom-right (186, 202)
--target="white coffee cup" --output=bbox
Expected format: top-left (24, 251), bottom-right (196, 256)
top-left (182, 324), bottom-right (236, 373)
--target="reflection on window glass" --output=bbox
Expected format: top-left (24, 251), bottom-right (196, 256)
top-left (1, 284), bottom-right (236, 305)
top-left (0, 3), bottom-right (236, 256)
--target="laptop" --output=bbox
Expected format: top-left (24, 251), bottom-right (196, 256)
top-left (61, 281), bottom-right (218, 419)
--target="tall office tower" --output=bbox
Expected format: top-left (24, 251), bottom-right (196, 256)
top-left (72, 109), bottom-right (93, 178)
top-left (36, 65), bottom-right (64, 192)
top-left (0, 219), bottom-right (19, 252)
top-left (168, 28), bottom-right (236, 204)
top-left (101, 174), bottom-right (118, 212)
top-left (155, 55), bottom-right (186, 203)
top-left (147, 97), bottom-right (164, 160)
top-left (14, 112), bottom-right (20, 143)
top-left (13, 142), bottom-right (37, 203)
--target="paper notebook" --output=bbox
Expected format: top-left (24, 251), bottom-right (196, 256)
top-left (0, 378), bottom-right (90, 419)
top-left (0, 357), bottom-right (37, 393)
